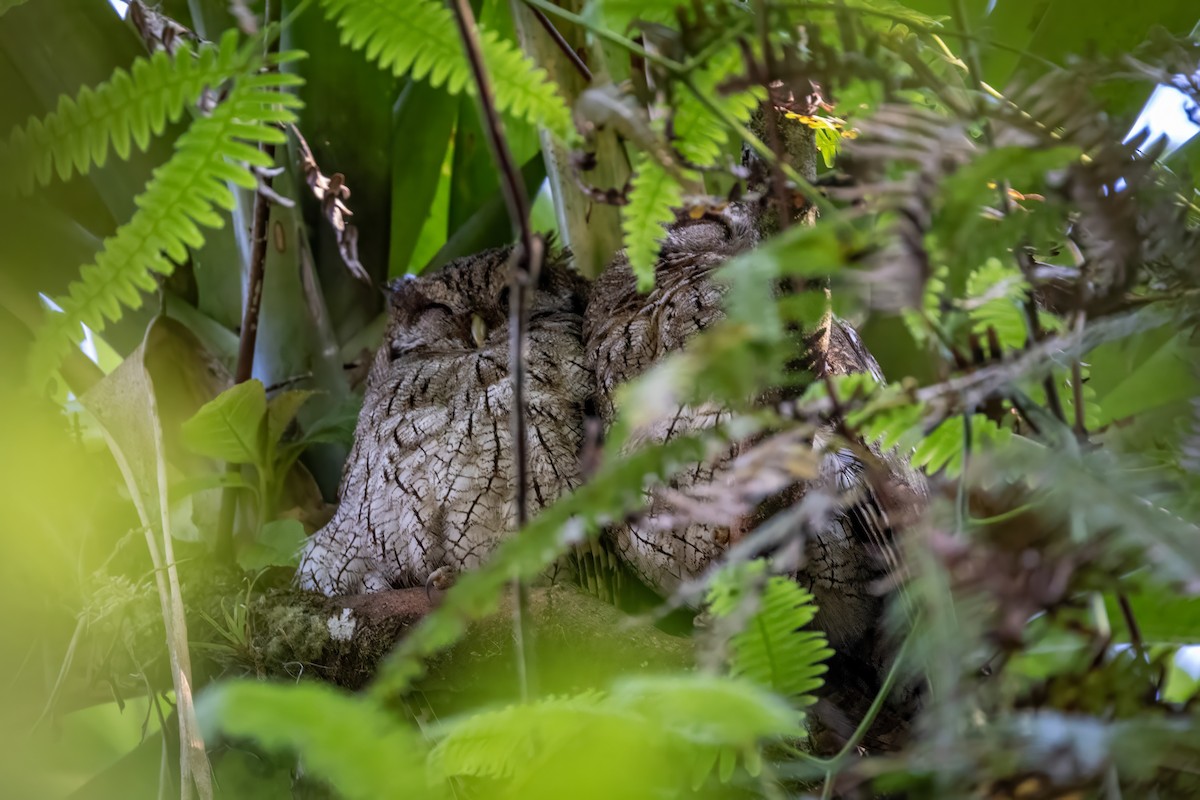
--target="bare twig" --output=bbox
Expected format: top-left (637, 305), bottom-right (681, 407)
top-left (216, 3), bottom-right (282, 564)
top-left (450, 0), bottom-right (541, 700)
top-left (523, 0), bottom-right (678, 72)
top-left (746, 1), bottom-right (795, 232)
top-left (527, 3), bottom-right (592, 83)
top-left (291, 123), bottom-right (369, 284)
top-left (235, 147), bottom-right (277, 387)
top-left (1117, 593), bottom-right (1145, 659)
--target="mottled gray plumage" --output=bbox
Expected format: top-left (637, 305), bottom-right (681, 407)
top-left (297, 248), bottom-right (590, 595)
top-left (584, 206), bottom-right (755, 593)
top-left (584, 203), bottom-right (923, 650)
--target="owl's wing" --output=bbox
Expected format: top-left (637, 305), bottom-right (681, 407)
top-left (814, 317), bottom-right (925, 611)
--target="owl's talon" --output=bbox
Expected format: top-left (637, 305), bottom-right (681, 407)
top-left (425, 566), bottom-right (457, 602)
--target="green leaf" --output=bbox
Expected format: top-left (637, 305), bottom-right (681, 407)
top-left (965, 257), bottom-right (1046, 351)
top-left (912, 413), bottom-right (1011, 477)
top-left (197, 681), bottom-right (439, 800)
top-left (423, 153), bottom-right (546, 271)
top-left (322, 0), bottom-right (574, 141)
top-left (841, 0), bottom-right (946, 28)
top-left (671, 43), bottom-right (762, 167)
top-left (583, 0), bottom-right (677, 34)
top-left (238, 518), bottom-right (307, 571)
top-left (707, 560), bottom-right (832, 710)
top-left (267, 389), bottom-right (317, 447)
top-left (977, 0), bottom-right (1200, 94)
top-left (611, 674), bottom-right (804, 745)
top-left (430, 675), bottom-right (798, 795)
top-left (0, 30), bottom-right (252, 195)
top-left (1105, 587), bottom-right (1200, 645)
top-left (622, 155), bottom-right (688, 289)
top-left (0, 0), bottom-right (31, 17)
top-left (170, 472), bottom-right (258, 504)
top-left (181, 380), bottom-right (268, 466)
top-left (27, 62), bottom-right (306, 385)
top-left (1163, 652), bottom-right (1200, 703)
top-left (1089, 330), bottom-right (1200, 426)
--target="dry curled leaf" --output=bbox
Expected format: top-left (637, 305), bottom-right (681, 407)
top-left (292, 124), bottom-right (370, 285)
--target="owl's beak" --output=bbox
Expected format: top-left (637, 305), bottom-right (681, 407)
top-left (470, 313), bottom-right (488, 348)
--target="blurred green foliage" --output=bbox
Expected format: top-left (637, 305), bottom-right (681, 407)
top-left (3, 0), bottom-right (1200, 798)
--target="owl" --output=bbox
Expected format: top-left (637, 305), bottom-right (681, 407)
top-left (297, 247), bottom-right (591, 596)
top-left (584, 202), bottom-right (923, 651)
top-left (585, 203), bottom-right (757, 593)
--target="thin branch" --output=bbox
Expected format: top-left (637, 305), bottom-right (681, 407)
top-left (1071, 312), bottom-right (1089, 439)
top-left (528, 3), bottom-right (592, 83)
top-left (449, 0), bottom-right (540, 701)
top-left (235, 148), bottom-right (276, 386)
top-left (749, 3), bottom-right (794, 232)
top-left (522, 0), bottom-right (683, 72)
top-left (819, 632), bottom-right (915, 795)
top-left (215, 28), bottom-right (282, 564)
top-left (1117, 593), bottom-right (1145, 659)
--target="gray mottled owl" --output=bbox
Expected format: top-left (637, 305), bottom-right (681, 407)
top-left (297, 248), bottom-right (590, 596)
top-left (584, 202), bottom-right (924, 652)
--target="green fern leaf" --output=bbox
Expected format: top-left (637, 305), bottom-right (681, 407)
top-left (672, 44), bottom-right (762, 167)
top-left (966, 257), bottom-right (1056, 350)
top-left (430, 676), bottom-right (799, 794)
top-left (618, 44), bottom-right (759, 284)
top-left (29, 67), bottom-right (304, 384)
top-left (0, 31), bottom-right (252, 195)
top-left (429, 693), bottom-right (612, 781)
top-left (912, 412), bottom-right (1012, 477)
top-left (322, 0), bottom-right (573, 141)
top-left (707, 560), bottom-right (833, 711)
top-left (622, 154), bottom-right (690, 289)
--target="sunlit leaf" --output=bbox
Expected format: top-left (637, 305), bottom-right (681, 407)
top-left (181, 380), bottom-right (268, 466)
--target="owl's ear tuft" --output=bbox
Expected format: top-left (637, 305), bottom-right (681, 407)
top-left (385, 276), bottom-right (432, 317)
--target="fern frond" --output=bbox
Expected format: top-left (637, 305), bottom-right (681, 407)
top-left (430, 677), bottom-right (799, 793)
top-left (707, 560), bottom-right (832, 711)
top-left (912, 413), bottom-right (1012, 477)
top-left (622, 154), bottom-right (690, 288)
top-left (429, 693), bottom-right (613, 781)
top-left (321, 0), bottom-right (573, 141)
top-left (672, 44), bottom-right (762, 167)
top-left (0, 31), bottom-right (252, 195)
top-left (617, 44), bottom-right (760, 286)
top-left (29, 68), bottom-right (305, 384)
top-left (966, 258), bottom-right (1036, 350)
